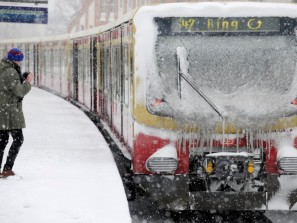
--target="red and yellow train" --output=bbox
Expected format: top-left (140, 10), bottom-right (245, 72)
top-left (2, 2), bottom-right (297, 211)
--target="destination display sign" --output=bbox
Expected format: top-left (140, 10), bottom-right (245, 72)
top-left (171, 17), bottom-right (281, 33)
top-left (0, 6), bottom-right (48, 24)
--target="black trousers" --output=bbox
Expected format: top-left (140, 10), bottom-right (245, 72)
top-left (0, 129), bottom-right (24, 171)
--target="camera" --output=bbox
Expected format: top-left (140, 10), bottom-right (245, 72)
top-left (23, 72), bottom-right (30, 79)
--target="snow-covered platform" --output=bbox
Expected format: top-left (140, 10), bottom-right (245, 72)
top-left (0, 87), bottom-right (131, 223)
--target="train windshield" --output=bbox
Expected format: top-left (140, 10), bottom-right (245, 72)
top-left (147, 17), bottom-right (297, 128)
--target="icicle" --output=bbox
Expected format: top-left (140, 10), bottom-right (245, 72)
top-left (207, 129), bottom-right (210, 150)
top-left (236, 128), bottom-right (239, 153)
top-left (177, 131), bottom-right (183, 153)
top-left (204, 130), bottom-right (208, 149)
top-left (198, 129), bottom-right (202, 148)
top-left (256, 129), bottom-right (260, 150)
top-left (194, 131), bottom-right (199, 152)
top-left (260, 130), bottom-right (264, 162)
top-left (268, 129), bottom-right (271, 159)
top-left (197, 129), bottom-right (201, 152)
top-left (260, 129), bottom-right (264, 152)
top-left (191, 129), bottom-right (195, 150)
top-left (200, 129), bottom-right (205, 151)
top-left (222, 118), bottom-right (225, 152)
top-left (246, 129), bottom-right (249, 153)
top-left (182, 131), bottom-right (187, 153)
top-left (249, 129), bottom-right (254, 154)
top-left (189, 129), bottom-right (193, 152)
top-left (210, 130), bottom-right (213, 153)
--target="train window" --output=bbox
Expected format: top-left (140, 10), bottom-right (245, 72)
top-left (84, 46), bottom-right (88, 83)
top-left (50, 48), bottom-right (54, 82)
top-left (60, 48), bottom-right (64, 77)
top-left (85, 46), bottom-right (88, 82)
top-left (81, 46), bottom-right (84, 82)
top-left (54, 48), bottom-right (58, 77)
top-left (86, 46), bottom-right (89, 82)
top-left (124, 46), bottom-right (129, 105)
top-left (110, 44), bottom-right (121, 99)
top-left (77, 47), bottom-right (81, 81)
top-left (117, 46), bottom-right (121, 99)
top-left (111, 47), bottom-right (116, 97)
top-left (115, 47), bottom-right (118, 97)
top-left (147, 17), bottom-right (297, 123)
top-left (102, 48), bottom-right (106, 94)
top-left (106, 48), bottom-right (111, 94)
top-left (100, 48), bottom-right (104, 94)
top-left (80, 45), bottom-right (83, 82)
top-left (43, 47), bottom-right (46, 81)
top-left (86, 46), bottom-right (88, 83)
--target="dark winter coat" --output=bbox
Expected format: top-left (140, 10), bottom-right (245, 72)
top-left (0, 58), bottom-right (31, 130)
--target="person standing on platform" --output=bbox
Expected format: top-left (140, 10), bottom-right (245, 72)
top-left (0, 48), bottom-right (33, 178)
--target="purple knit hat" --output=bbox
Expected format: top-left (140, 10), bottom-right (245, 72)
top-left (7, 48), bottom-right (24, 61)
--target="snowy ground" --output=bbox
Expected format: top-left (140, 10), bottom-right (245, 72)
top-left (0, 87), bottom-right (131, 223)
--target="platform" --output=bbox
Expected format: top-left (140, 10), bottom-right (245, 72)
top-left (0, 87), bottom-right (131, 223)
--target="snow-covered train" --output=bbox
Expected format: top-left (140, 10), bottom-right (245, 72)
top-left (2, 2), bottom-right (297, 211)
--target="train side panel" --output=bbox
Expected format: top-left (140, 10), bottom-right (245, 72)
top-left (99, 22), bottom-right (134, 154)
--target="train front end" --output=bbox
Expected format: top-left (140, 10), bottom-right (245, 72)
top-left (132, 3), bottom-right (297, 211)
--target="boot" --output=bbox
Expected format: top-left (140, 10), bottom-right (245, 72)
top-left (1, 169), bottom-right (15, 178)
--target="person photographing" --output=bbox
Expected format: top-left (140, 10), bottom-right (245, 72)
top-left (0, 48), bottom-right (33, 178)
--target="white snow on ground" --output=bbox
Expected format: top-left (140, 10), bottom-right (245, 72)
top-left (0, 87), bottom-right (131, 223)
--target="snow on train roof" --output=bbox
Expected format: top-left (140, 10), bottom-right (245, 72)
top-left (134, 2), bottom-right (297, 18)
top-left (69, 8), bottom-right (139, 38)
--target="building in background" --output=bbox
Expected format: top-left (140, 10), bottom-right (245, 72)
top-left (68, 0), bottom-right (296, 33)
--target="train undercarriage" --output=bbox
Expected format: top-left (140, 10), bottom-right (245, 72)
top-left (132, 149), bottom-right (281, 211)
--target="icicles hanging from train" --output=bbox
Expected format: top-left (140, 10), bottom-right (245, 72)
top-left (174, 122), bottom-right (297, 158)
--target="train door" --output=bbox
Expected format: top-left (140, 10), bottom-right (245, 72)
top-left (108, 34), bottom-right (113, 126)
top-left (82, 37), bottom-right (91, 108)
top-left (50, 47), bottom-right (54, 89)
top-left (121, 22), bottom-right (134, 148)
top-left (120, 26), bottom-right (124, 139)
top-left (73, 41), bottom-right (79, 101)
top-left (102, 32), bottom-right (112, 125)
top-left (110, 31), bottom-right (116, 129)
top-left (99, 33), bottom-right (109, 121)
top-left (99, 34), bottom-right (105, 117)
top-left (90, 36), bottom-right (98, 113)
top-left (99, 32), bottom-right (112, 124)
top-left (111, 28), bottom-right (123, 136)
top-left (58, 43), bottom-right (63, 94)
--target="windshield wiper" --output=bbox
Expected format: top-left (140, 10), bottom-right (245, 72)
top-left (176, 47), bottom-right (225, 121)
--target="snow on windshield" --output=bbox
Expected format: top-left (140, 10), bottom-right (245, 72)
top-left (134, 2), bottom-right (297, 130)
top-left (150, 34), bottom-right (297, 129)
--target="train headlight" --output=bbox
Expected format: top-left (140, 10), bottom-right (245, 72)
top-left (247, 161), bottom-right (254, 174)
top-left (145, 143), bottom-right (178, 174)
top-left (206, 161), bottom-right (214, 174)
